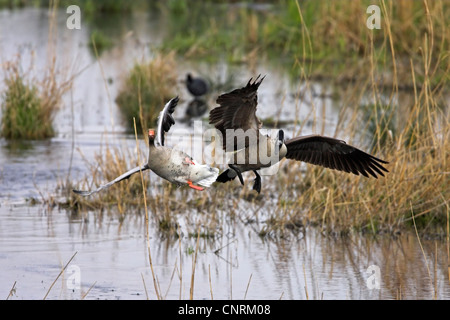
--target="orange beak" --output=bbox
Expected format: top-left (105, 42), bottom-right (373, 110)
top-left (148, 129), bottom-right (155, 137)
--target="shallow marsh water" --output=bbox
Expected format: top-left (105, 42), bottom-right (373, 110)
top-left (2, 205), bottom-right (449, 300)
top-left (0, 7), bottom-right (449, 300)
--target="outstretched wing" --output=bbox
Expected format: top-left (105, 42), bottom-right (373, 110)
top-left (209, 75), bottom-right (265, 151)
top-left (156, 96), bottom-right (179, 146)
top-left (72, 164), bottom-right (149, 196)
top-left (285, 135), bottom-right (389, 178)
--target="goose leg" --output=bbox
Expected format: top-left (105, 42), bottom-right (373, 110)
top-left (229, 164), bottom-right (244, 186)
top-left (252, 170), bottom-right (261, 193)
top-left (187, 180), bottom-right (204, 191)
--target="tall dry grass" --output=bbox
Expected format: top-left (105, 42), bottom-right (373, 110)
top-left (0, 53), bottom-right (72, 139)
top-left (65, 0), bottom-right (448, 239)
top-left (0, 1), bottom-right (73, 140)
top-left (268, 0), bottom-right (449, 236)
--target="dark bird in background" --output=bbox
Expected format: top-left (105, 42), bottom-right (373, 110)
top-left (186, 73), bottom-right (209, 98)
top-left (209, 75), bottom-right (389, 193)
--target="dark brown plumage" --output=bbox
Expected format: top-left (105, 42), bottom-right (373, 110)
top-left (209, 75), bottom-right (389, 193)
top-left (284, 135), bottom-right (388, 178)
top-left (209, 75), bottom-right (264, 150)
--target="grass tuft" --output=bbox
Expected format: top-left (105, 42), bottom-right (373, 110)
top-left (1, 66), bottom-right (53, 139)
top-left (1, 54), bottom-right (72, 140)
top-left (115, 51), bottom-right (178, 131)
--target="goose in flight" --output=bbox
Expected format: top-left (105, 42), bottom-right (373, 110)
top-left (209, 75), bottom-right (389, 193)
top-left (73, 97), bottom-right (219, 196)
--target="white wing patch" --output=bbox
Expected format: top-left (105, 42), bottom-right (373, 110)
top-left (193, 165), bottom-right (219, 188)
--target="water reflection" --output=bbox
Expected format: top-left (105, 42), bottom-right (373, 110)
top-left (1, 206), bottom-right (449, 300)
top-left (184, 98), bottom-right (209, 121)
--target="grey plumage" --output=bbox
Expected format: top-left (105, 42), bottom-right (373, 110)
top-left (73, 97), bottom-right (219, 196)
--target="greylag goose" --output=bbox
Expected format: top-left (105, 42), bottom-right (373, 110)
top-left (73, 97), bottom-right (219, 196)
top-left (186, 73), bottom-right (209, 97)
top-left (209, 75), bottom-right (389, 193)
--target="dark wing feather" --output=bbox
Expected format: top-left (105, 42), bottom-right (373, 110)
top-left (209, 75), bottom-right (265, 151)
top-left (285, 135), bottom-right (389, 178)
top-left (156, 96), bottom-right (179, 146)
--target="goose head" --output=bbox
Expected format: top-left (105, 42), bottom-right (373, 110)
top-left (148, 129), bottom-right (156, 144)
top-left (277, 129), bottom-right (285, 150)
top-left (277, 129), bottom-right (287, 159)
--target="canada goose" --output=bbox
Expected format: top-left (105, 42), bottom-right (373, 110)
top-left (209, 75), bottom-right (389, 193)
top-left (186, 73), bottom-right (209, 97)
top-left (73, 97), bottom-right (219, 196)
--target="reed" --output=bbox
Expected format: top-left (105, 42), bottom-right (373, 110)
top-left (0, 55), bottom-right (71, 139)
top-left (1, 65), bottom-right (53, 139)
top-left (115, 51), bottom-right (178, 132)
top-left (64, 0), bottom-right (448, 239)
top-left (271, 0), bottom-right (449, 236)
top-left (89, 29), bottom-right (113, 56)
top-left (1, 0), bottom-right (73, 141)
